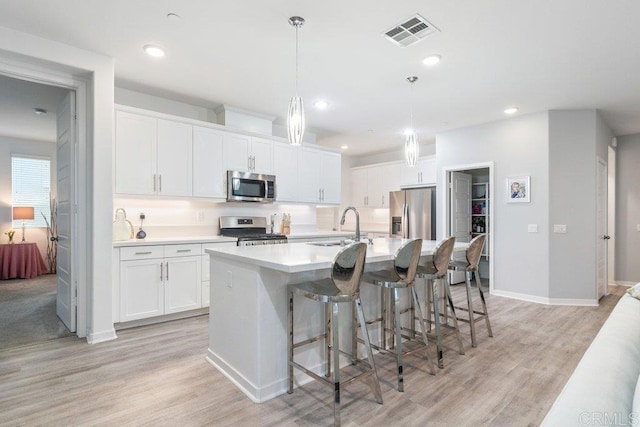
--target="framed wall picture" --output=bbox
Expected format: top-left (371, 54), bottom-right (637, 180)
top-left (506, 176), bottom-right (530, 203)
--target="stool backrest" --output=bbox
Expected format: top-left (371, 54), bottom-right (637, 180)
top-left (425, 236), bottom-right (456, 278)
top-left (465, 234), bottom-right (486, 270)
top-left (394, 239), bottom-right (423, 283)
top-left (331, 242), bottom-right (367, 295)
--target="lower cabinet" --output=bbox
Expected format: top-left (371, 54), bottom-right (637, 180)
top-left (118, 244), bottom-right (201, 322)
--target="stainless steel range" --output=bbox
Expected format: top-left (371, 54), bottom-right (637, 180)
top-left (219, 216), bottom-right (288, 246)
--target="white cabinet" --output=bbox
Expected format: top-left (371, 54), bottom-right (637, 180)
top-left (119, 244), bottom-right (201, 322)
top-left (298, 148), bottom-right (341, 204)
top-left (273, 143), bottom-right (299, 202)
top-left (350, 163), bottom-right (402, 208)
top-left (223, 134), bottom-right (274, 174)
top-left (115, 111), bottom-right (192, 196)
top-left (193, 126), bottom-right (225, 198)
top-left (156, 119), bottom-right (193, 196)
top-left (115, 111), bottom-right (156, 195)
top-left (401, 156), bottom-right (436, 188)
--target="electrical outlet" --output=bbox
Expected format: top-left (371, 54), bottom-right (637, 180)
top-left (553, 224), bottom-right (567, 234)
top-left (527, 224), bottom-right (538, 233)
top-left (139, 212), bottom-right (145, 220)
top-left (226, 270), bottom-right (233, 288)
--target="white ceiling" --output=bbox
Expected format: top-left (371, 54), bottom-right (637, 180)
top-left (0, 74), bottom-right (68, 142)
top-left (1, 1), bottom-right (640, 155)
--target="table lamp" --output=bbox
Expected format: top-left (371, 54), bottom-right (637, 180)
top-left (13, 206), bottom-right (34, 243)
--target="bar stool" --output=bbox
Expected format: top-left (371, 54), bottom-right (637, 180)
top-left (360, 239), bottom-right (436, 392)
top-left (287, 242), bottom-right (382, 427)
top-left (448, 233), bottom-right (493, 347)
top-left (417, 236), bottom-right (465, 368)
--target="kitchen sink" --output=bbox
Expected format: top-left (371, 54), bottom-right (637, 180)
top-left (306, 240), bottom-right (349, 247)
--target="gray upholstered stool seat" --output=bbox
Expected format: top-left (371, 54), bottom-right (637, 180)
top-left (288, 242), bottom-right (382, 427)
top-left (447, 234), bottom-right (493, 347)
top-left (360, 239), bottom-right (436, 392)
top-left (416, 236), bottom-right (465, 368)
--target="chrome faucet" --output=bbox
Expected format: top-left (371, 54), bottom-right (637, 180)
top-left (340, 206), bottom-right (361, 242)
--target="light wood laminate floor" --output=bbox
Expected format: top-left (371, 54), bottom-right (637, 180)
top-left (0, 285), bottom-right (625, 426)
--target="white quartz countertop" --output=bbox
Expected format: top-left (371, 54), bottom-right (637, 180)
top-left (113, 235), bottom-right (237, 247)
top-left (205, 238), bottom-right (468, 273)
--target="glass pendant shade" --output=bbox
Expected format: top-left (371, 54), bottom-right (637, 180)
top-left (405, 131), bottom-right (419, 167)
top-left (287, 95), bottom-right (305, 146)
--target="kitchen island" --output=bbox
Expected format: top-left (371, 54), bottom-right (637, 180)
top-left (205, 238), bottom-right (467, 403)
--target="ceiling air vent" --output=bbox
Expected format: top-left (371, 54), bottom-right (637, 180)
top-left (384, 14), bottom-right (439, 48)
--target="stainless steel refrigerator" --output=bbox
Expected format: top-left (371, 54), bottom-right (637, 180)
top-left (389, 188), bottom-right (436, 239)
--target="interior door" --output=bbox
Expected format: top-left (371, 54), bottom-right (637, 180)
top-left (450, 171), bottom-right (472, 284)
top-left (597, 158), bottom-right (608, 299)
top-left (56, 91), bottom-right (76, 332)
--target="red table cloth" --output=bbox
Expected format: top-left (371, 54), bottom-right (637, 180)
top-left (0, 243), bottom-right (49, 279)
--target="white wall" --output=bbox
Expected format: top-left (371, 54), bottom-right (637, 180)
top-left (0, 25), bottom-right (115, 342)
top-left (0, 135), bottom-right (56, 264)
top-left (615, 133), bottom-right (640, 282)
top-left (115, 87), bottom-right (215, 123)
top-left (437, 112), bottom-right (551, 299)
top-left (350, 143), bottom-right (436, 167)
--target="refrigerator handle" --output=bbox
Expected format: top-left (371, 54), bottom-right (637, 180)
top-left (402, 203), bottom-right (409, 239)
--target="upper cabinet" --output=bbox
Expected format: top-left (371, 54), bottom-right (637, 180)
top-left (114, 107), bottom-right (340, 204)
top-left (298, 147), bottom-right (341, 204)
top-left (115, 111), bottom-right (192, 196)
top-left (223, 135), bottom-right (273, 174)
top-left (350, 163), bottom-right (402, 208)
top-left (273, 143), bottom-right (299, 202)
top-left (400, 156), bottom-right (436, 188)
top-left (192, 126), bottom-right (225, 198)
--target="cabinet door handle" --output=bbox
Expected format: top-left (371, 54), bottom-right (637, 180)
top-left (176, 249), bottom-right (192, 253)
top-left (319, 188), bottom-right (322, 201)
top-left (321, 188), bottom-right (324, 201)
top-left (252, 156), bottom-right (256, 171)
top-left (382, 195), bottom-right (384, 206)
top-left (166, 263), bottom-right (169, 281)
top-left (160, 262), bottom-right (164, 281)
top-left (159, 174), bottom-right (162, 192)
top-left (153, 174), bottom-right (157, 192)
top-left (248, 156), bottom-right (251, 171)
top-left (135, 251), bottom-right (152, 255)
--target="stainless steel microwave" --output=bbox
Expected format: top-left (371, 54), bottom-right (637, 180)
top-left (226, 170), bottom-right (276, 203)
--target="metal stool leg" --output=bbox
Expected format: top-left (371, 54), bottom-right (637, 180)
top-left (425, 279), bottom-right (432, 332)
top-left (393, 287), bottom-right (404, 391)
top-left (474, 270), bottom-right (493, 337)
top-left (431, 279), bottom-right (444, 369)
top-left (444, 278), bottom-right (465, 355)
top-left (381, 286), bottom-right (387, 349)
top-left (351, 302), bottom-right (358, 364)
top-left (355, 297), bottom-right (383, 404)
top-left (331, 302), bottom-right (341, 427)
top-left (326, 303), bottom-right (332, 377)
top-left (465, 271), bottom-right (478, 347)
top-left (411, 286), bottom-right (436, 375)
top-left (288, 289), bottom-right (294, 393)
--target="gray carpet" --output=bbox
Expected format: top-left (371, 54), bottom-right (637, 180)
top-left (0, 274), bottom-right (74, 349)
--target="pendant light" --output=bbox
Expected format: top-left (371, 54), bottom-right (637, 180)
top-left (287, 16), bottom-right (305, 146)
top-left (405, 76), bottom-right (419, 167)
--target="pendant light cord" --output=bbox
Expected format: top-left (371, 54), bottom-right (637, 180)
top-left (295, 25), bottom-right (299, 95)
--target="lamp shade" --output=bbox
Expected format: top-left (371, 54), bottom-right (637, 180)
top-left (13, 206), bottom-right (34, 220)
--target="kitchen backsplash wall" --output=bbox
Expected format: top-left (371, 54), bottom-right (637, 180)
top-left (112, 197), bottom-right (317, 237)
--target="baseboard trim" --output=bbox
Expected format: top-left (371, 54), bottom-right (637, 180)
top-left (206, 348), bottom-right (326, 403)
top-left (613, 281), bottom-right (637, 287)
top-left (87, 328), bottom-right (117, 344)
top-left (492, 289), bottom-right (598, 306)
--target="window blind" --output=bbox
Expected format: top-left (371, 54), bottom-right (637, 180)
top-left (12, 155), bottom-right (51, 228)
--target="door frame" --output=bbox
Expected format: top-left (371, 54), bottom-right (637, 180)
top-left (442, 161), bottom-right (495, 292)
top-left (596, 156), bottom-right (608, 299)
top-left (0, 58), bottom-right (88, 338)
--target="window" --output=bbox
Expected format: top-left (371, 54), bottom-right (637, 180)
top-left (12, 155), bottom-right (51, 228)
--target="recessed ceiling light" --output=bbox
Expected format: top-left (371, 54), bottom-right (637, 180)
top-left (340, 145), bottom-right (348, 150)
top-left (314, 100), bottom-right (329, 110)
top-left (34, 108), bottom-right (47, 115)
top-left (504, 107), bottom-right (519, 115)
top-left (423, 54), bottom-right (441, 66)
top-left (143, 44), bottom-right (165, 58)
